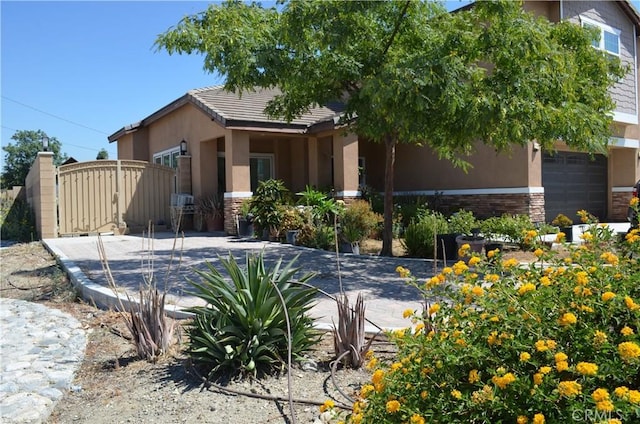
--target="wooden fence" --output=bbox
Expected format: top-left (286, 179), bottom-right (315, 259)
top-left (57, 160), bottom-right (174, 236)
top-left (24, 154), bottom-right (175, 238)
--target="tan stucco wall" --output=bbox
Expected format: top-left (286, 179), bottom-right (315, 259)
top-left (610, 147), bottom-right (639, 185)
top-left (360, 140), bottom-right (534, 192)
top-left (117, 133), bottom-right (134, 160)
top-left (25, 152), bottom-right (56, 239)
top-left (146, 104), bottom-right (226, 197)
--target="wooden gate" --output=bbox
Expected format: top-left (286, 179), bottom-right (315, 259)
top-left (57, 160), bottom-right (174, 236)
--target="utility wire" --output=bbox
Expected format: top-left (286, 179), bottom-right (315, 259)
top-left (1, 125), bottom-right (111, 153)
top-left (2, 96), bottom-right (109, 135)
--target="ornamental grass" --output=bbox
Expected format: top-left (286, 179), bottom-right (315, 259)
top-left (339, 217), bottom-right (640, 423)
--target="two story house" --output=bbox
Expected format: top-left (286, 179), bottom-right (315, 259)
top-left (108, 0), bottom-right (640, 234)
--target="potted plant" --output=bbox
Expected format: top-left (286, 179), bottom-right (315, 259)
top-left (196, 193), bottom-right (224, 232)
top-left (339, 200), bottom-right (381, 254)
top-left (278, 205), bottom-right (305, 244)
top-left (551, 213), bottom-right (574, 242)
top-left (251, 179), bottom-right (289, 240)
top-left (480, 216), bottom-right (506, 253)
top-left (237, 198), bottom-right (255, 237)
top-left (455, 227), bottom-right (485, 262)
top-left (440, 209), bottom-right (477, 261)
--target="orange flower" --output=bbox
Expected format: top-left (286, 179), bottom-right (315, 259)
top-left (385, 399), bottom-right (401, 413)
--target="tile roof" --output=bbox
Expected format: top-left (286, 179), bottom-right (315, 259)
top-left (108, 86), bottom-right (346, 142)
top-left (189, 86), bottom-right (345, 127)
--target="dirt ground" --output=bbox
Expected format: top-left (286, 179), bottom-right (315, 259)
top-left (0, 242), bottom-right (383, 424)
top-left (0, 240), bottom-right (536, 424)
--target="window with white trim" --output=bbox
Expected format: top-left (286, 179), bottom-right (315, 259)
top-left (217, 153), bottom-right (275, 192)
top-left (153, 147), bottom-right (180, 169)
top-left (581, 16), bottom-right (621, 56)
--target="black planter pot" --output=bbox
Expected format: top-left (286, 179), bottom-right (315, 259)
top-left (436, 233), bottom-right (459, 261)
top-left (560, 226), bottom-right (573, 243)
top-left (238, 218), bottom-right (254, 238)
top-left (340, 241), bottom-right (360, 255)
top-left (455, 235), bottom-right (486, 263)
top-left (286, 230), bottom-right (300, 245)
top-left (485, 242), bottom-right (504, 257)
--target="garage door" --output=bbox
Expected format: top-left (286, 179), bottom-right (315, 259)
top-left (542, 152), bottom-right (607, 223)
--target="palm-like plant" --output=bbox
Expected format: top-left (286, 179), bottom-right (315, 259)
top-left (186, 252), bottom-right (319, 378)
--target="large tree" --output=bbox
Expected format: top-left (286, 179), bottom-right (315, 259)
top-left (1, 130), bottom-right (67, 188)
top-left (156, 0), bottom-right (625, 256)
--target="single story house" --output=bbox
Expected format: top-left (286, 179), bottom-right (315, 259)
top-left (108, 0), bottom-right (640, 234)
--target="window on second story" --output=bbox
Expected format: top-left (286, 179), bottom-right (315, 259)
top-left (581, 16), bottom-right (621, 56)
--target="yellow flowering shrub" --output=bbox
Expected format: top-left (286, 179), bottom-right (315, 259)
top-left (346, 220), bottom-right (640, 423)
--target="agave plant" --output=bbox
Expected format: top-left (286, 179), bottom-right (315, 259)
top-left (186, 252), bottom-right (319, 378)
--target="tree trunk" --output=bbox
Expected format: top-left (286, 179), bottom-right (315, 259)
top-left (380, 134), bottom-right (396, 257)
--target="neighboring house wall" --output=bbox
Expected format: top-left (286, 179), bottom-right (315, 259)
top-left (562, 0), bottom-right (638, 121)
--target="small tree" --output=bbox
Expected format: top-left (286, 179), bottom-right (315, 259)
top-left (96, 148), bottom-right (109, 160)
top-left (1, 130), bottom-right (67, 188)
top-left (156, 0), bottom-right (625, 256)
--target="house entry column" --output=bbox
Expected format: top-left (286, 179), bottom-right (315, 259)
top-left (223, 130), bottom-right (251, 234)
top-left (308, 136), bottom-right (319, 188)
top-left (332, 132), bottom-right (360, 202)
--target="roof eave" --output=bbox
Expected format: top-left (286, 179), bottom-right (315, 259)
top-left (107, 121), bottom-right (142, 143)
top-left (618, 0), bottom-right (640, 33)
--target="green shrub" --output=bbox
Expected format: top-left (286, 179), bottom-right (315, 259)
top-left (0, 197), bottom-right (36, 242)
top-left (344, 224), bottom-right (640, 423)
top-left (296, 223), bottom-right (336, 251)
top-left (447, 209), bottom-right (478, 235)
top-left (296, 185), bottom-right (342, 225)
top-left (401, 211), bottom-right (448, 258)
top-left (395, 196), bottom-right (430, 228)
top-left (186, 252), bottom-right (319, 378)
top-left (340, 200), bottom-right (382, 243)
top-left (480, 213), bottom-right (533, 247)
top-left (276, 205), bottom-right (305, 241)
top-left (250, 179), bottom-right (290, 235)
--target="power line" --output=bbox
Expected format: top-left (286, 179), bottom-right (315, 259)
top-left (1, 125), bottom-right (113, 153)
top-left (2, 96), bottom-right (110, 135)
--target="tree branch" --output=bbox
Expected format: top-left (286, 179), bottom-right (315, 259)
top-left (380, 0), bottom-right (412, 60)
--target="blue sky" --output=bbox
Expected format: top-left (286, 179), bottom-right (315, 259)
top-left (2, 0), bottom-right (638, 167)
top-left (1, 0), bottom-right (476, 166)
top-left (1, 1), bottom-right (224, 165)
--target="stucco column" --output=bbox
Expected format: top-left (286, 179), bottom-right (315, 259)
top-left (223, 130), bottom-right (252, 234)
top-left (332, 132), bottom-right (360, 199)
top-left (25, 152), bottom-right (56, 239)
top-left (308, 136), bottom-right (319, 188)
top-left (176, 155), bottom-right (192, 194)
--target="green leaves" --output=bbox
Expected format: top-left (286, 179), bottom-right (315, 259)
top-left (185, 252), bottom-right (319, 378)
top-left (156, 0), bottom-right (627, 255)
top-left (1, 130), bottom-right (68, 188)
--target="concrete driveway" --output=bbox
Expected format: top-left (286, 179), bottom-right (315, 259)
top-left (43, 232), bottom-right (438, 332)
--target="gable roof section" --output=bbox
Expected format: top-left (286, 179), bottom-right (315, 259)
top-left (108, 86), bottom-right (345, 142)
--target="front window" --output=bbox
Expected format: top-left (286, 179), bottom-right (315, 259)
top-left (250, 155), bottom-right (274, 191)
top-left (217, 153), bottom-right (274, 192)
top-left (153, 146), bottom-right (180, 169)
top-left (581, 17), bottom-right (620, 56)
